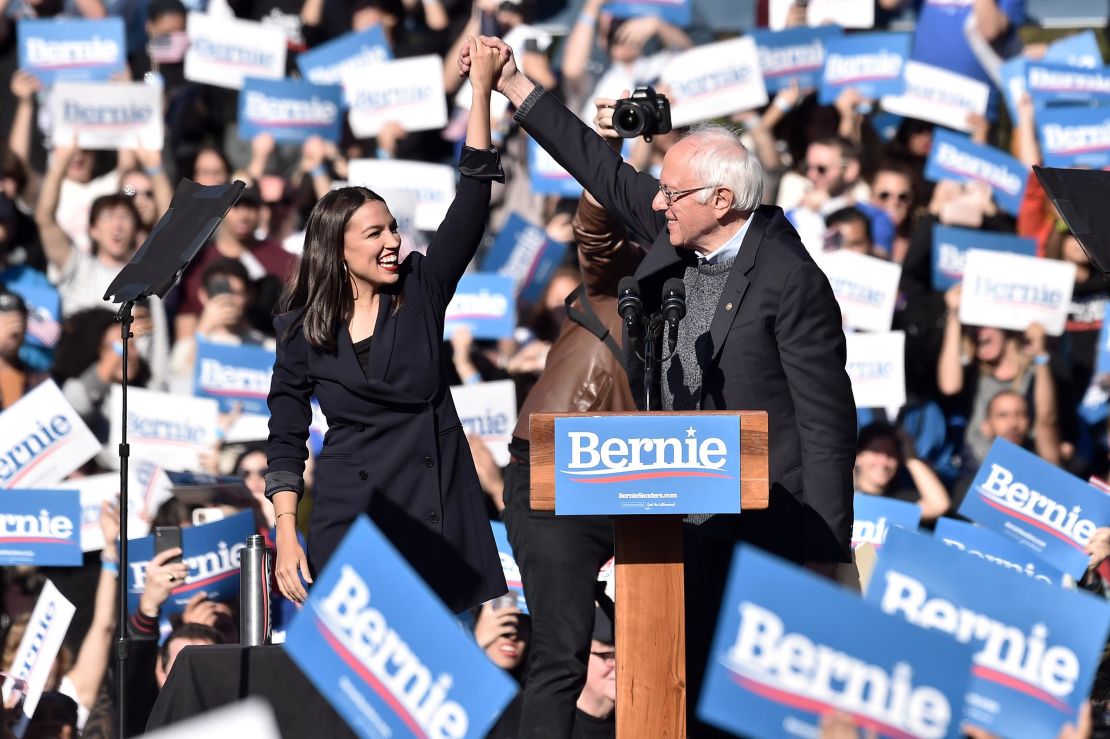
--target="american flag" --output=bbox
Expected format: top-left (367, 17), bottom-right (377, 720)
top-left (27, 305), bottom-right (60, 347)
top-left (148, 32), bottom-right (191, 65)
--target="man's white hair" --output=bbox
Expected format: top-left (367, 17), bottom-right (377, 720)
top-left (682, 123), bottom-right (764, 212)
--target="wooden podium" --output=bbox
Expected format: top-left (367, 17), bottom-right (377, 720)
top-left (529, 411), bottom-right (769, 738)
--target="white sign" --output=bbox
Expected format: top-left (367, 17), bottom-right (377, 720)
top-left (344, 54), bottom-right (447, 138)
top-left (2, 581), bottom-right (76, 723)
top-left (144, 697), bottom-right (281, 739)
top-left (818, 250), bottom-right (902, 333)
top-left (881, 61), bottom-right (990, 132)
top-left (662, 37), bottom-right (768, 128)
top-left (52, 472), bottom-right (151, 552)
top-left (0, 380), bottom-right (101, 489)
top-left (845, 331), bottom-right (906, 409)
top-left (346, 158), bottom-right (455, 232)
top-left (450, 380), bottom-right (517, 467)
top-left (959, 249), bottom-right (1077, 336)
top-left (184, 12), bottom-right (286, 90)
top-left (49, 81), bottom-right (164, 150)
top-left (770, 0), bottom-right (874, 29)
top-left (108, 385), bottom-right (219, 471)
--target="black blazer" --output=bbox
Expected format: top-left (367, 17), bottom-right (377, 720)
top-left (518, 92), bottom-right (857, 562)
top-left (266, 148), bottom-right (507, 612)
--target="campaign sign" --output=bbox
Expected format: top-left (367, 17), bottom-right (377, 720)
top-left (880, 61), bottom-right (990, 134)
top-left (52, 472), bottom-right (150, 552)
top-left (868, 527), bottom-right (1110, 736)
top-left (931, 225), bottom-right (1036, 291)
top-left (934, 517), bottom-right (1066, 588)
top-left (296, 24), bottom-right (391, 89)
top-left (490, 521), bottom-right (527, 613)
top-left (699, 544), bottom-right (972, 739)
top-left (1097, 317), bottom-right (1110, 377)
top-left (238, 78), bottom-right (342, 144)
top-left (0, 489), bottom-right (81, 566)
top-left (50, 81), bottom-right (164, 151)
top-left (553, 414), bottom-right (742, 515)
top-left (109, 385), bottom-right (220, 472)
top-left (125, 510), bottom-right (255, 615)
top-left (184, 12), bottom-right (286, 90)
top-left (344, 55), bottom-right (447, 138)
top-left (960, 438), bottom-right (1110, 577)
top-left (844, 331), bottom-right (905, 409)
top-left (451, 380), bottom-right (516, 467)
top-left (751, 27), bottom-right (842, 93)
top-left (1026, 61), bottom-right (1110, 109)
top-left (1044, 30), bottom-right (1103, 68)
top-left (1037, 106), bottom-right (1110, 170)
top-left (819, 33), bottom-right (911, 105)
top-left (0, 380), bottom-right (100, 489)
top-left (605, 0), bottom-right (690, 25)
top-left (346, 158), bottom-right (455, 232)
top-left (17, 18), bottom-right (125, 84)
top-left (444, 274), bottom-right (515, 341)
top-left (662, 37), bottom-right (768, 128)
top-left (852, 493), bottom-right (920, 550)
top-left (283, 515), bottom-right (518, 739)
top-left (528, 140), bottom-right (583, 198)
top-left (959, 249), bottom-right (1076, 336)
top-left (142, 698), bottom-right (281, 739)
top-left (1, 581), bottom-right (75, 724)
top-left (817, 250), bottom-right (902, 333)
top-left (924, 130), bottom-right (1027, 217)
top-left (1000, 57), bottom-right (1028, 126)
top-left (193, 338), bottom-right (275, 416)
top-left (481, 213), bottom-right (568, 304)
top-left (768, 0), bottom-right (874, 30)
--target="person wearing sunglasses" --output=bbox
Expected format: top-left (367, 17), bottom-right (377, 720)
top-left (869, 162), bottom-right (917, 263)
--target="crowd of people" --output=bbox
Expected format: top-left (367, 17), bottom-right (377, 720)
top-left (2, 0), bottom-right (1110, 736)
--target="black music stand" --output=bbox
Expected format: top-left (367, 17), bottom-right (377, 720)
top-left (1034, 166), bottom-right (1110, 278)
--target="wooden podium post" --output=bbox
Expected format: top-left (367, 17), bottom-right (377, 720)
top-left (529, 411), bottom-right (769, 738)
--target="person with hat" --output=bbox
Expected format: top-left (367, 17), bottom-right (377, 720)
top-left (573, 606), bottom-right (616, 738)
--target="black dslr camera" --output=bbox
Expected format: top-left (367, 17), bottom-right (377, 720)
top-left (612, 86), bottom-right (672, 142)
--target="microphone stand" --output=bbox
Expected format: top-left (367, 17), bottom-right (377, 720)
top-left (115, 300), bottom-right (133, 738)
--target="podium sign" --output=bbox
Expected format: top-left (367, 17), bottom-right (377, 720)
top-left (553, 415), bottom-right (742, 515)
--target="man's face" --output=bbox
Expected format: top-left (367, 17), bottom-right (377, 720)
top-left (66, 150), bottom-right (94, 184)
top-left (871, 171), bottom-right (913, 227)
top-left (222, 203), bottom-right (260, 241)
top-left (829, 219), bottom-right (871, 255)
top-left (653, 138), bottom-right (719, 252)
top-left (984, 394), bottom-right (1030, 445)
top-left (584, 639), bottom-right (616, 705)
top-left (90, 205), bottom-right (138, 261)
top-left (0, 311), bottom-right (26, 361)
top-left (805, 143), bottom-right (852, 196)
top-left (156, 638), bottom-right (213, 688)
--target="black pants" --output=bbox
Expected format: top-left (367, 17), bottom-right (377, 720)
top-left (503, 443), bottom-right (614, 739)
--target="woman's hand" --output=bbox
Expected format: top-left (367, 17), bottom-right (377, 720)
top-left (473, 601), bottom-right (523, 650)
top-left (99, 498), bottom-right (121, 561)
top-left (138, 548), bottom-right (189, 617)
top-left (275, 528), bottom-right (313, 605)
top-left (466, 35), bottom-right (502, 94)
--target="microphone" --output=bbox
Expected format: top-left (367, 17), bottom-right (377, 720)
top-left (617, 277), bottom-right (643, 343)
top-left (661, 278), bottom-right (686, 356)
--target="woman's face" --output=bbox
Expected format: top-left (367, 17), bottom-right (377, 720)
top-left (973, 327), bottom-right (1005, 364)
top-left (101, 325), bottom-right (140, 382)
top-left (193, 150), bottom-right (229, 186)
top-left (343, 201), bottom-right (402, 290)
top-left (122, 172), bottom-right (157, 226)
top-left (236, 450), bottom-right (268, 500)
top-left (477, 603), bottom-right (529, 670)
top-left (855, 437), bottom-right (899, 491)
top-left (871, 171), bottom-right (913, 227)
top-left (907, 129), bottom-right (933, 157)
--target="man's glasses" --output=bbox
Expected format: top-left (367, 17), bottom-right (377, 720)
top-left (590, 649), bottom-right (616, 664)
top-left (876, 190), bottom-right (912, 205)
top-left (658, 183), bottom-right (714, 206)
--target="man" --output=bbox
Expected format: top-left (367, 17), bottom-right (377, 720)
top-left (0, 287), bottom-right (46, 407)
top-left (461, 35), bottom-right (856, 734)
top-left (824, 206), bottom-right (879, 258)
top-left (573, 607), bottom-right (616, 738)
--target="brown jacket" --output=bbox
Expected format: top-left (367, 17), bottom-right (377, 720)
top-left (512, 195), bottom-right (643, 441)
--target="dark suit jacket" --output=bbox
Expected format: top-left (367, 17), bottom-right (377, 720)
top-left (518, 92), bottom-right (857, 562)
top-left (266, 148), bottom-right (506, 612)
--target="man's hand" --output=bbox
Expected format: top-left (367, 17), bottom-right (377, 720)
top-left (99, 498), bottom-right (121, 561)
top-left (181, 592), bottom-right (233, 628)
top-left (1024, 321), bottom-right (1047, 356)
top-left (10, 70), bottom-right (41, 101)
top-left (473, 603), bottom-right (523, 650)
top-left (459, 35), bottom-right (517, 94)
top-left (593, 89), bottom-right (630, 148)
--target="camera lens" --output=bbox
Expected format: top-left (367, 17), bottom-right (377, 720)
top-left (617, 108), bottom-right (641, 132)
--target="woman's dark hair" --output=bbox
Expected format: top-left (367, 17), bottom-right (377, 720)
top-left (187, 145), bottom-right (232, 182)
top-left (278, 186), bottom-right (393, 352)
top-left (857, 422), bottom-right (901, 458)
top-left (232, 442), bottom-right (268, 472)
top-left (51, 308), bottom-right (120, 384)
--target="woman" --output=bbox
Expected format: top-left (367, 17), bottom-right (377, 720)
top-left (854, 422), bottom-right (949, 523)
top-left (266, 38), bottom-right (507, 613)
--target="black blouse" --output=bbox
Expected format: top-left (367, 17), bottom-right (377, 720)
top-left (352, 334), bottom-right (373, 378)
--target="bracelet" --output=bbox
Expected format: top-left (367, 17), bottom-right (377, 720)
top-left (773, 96), bottom-right (793, 113)
top-left (308, 164), bottom-right (328, 178)
top-left (1033, 353), bottom-right (1050, 366)
top-left (101, 560), bottom-right (119, 576)
top-left (276, 511), bottom-right (297, 521)
top-left (144, 164), bottom-right (164, 177)
top-left (577, 12), bottom-right (596, 27)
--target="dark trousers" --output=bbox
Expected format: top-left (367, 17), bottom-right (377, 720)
top-left (503, 448), bottom-right (614, 739)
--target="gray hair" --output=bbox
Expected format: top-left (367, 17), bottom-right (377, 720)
top-left (682, 123), bottom-right (764, 212)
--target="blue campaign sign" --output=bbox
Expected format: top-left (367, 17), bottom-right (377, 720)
top-left (1000, 57), bottom-right (1027, 125)
top-left (1038, 105), bottom-right (1110, 169)
top-left (960, 438), bottom-right (1110, 577)
top-left (868, 527), bottom-right (1110, 737)
top-left (1026, 61), bottom-right (1110, 109)
top-left (751, 26), bottom-right (842, 93)
top-left (1045, 30), bottom-right (1103, 68)
top-left (924, 130), bottom-right (1028, 217)
top-left (553, 414), bottom-right (742, 515)
top-left (528, 139), bottom-right (583, 198)
top-left (851, 493), bottom-right (921, 550)
top-left (444, 274), bottom-right (515, 341)
top-left (934, 517), bottom-right (1066, 588)
top-left (193, 338), bottom-right (275, 416)
top-left (481, 213), bottom-right (569, 305)
top-left (124, 510), bottom-right (255, 615)
top-left (931, 224), bottom-right (1037, 291)
top-left (819, 32), bottom-right (911, 105)
top-left (0, 489), bottom-right (81, 566)
top-left (699, 544), bottom-right (972, 739)
top-left (606, 0), bottom-right (690, 25)
top-left (17, 18), bottom-right (126, 84)
top-left (1097, 319), bottom-right (1110, 377)
top-left (284, 515), bottom-right (518, 739)
top-left (490, 521), bottom-right (526, 614)
top-left (239, 78), bottom-right (343, 144)
top-left (296, 25), bottom-right (392, 91)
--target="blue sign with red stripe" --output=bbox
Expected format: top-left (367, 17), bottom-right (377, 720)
top-left (959, 439), bottom-right (1110, 577)
top-left (699, 544), bottom-right (973, 739)
top-left (554, 414), bottom-right (741, 515)
top-left (17, 18), bottom-right (126, 84)
top-left (490, 521), bottom-right (526, 613)
top-left (481, 213), bottom-right (569, 305)
top-left (605, 0), bottom-right (690, 25)
top-left (851, 493), bottom-right (921, 549)
top-left (0, 489), bottom-right (81, 566)
top-left (819, 32), bottom-right (911, 105)
top-left (868, 527), bottom-right (1110, 737)
top-left (124, 510), bottom-right (255, 615)
top-left (193, 338), bottom-right (275, 416)
top-left (284, 515), bottom-right (518, 739)
top-left (238, 78), bottom-right (343, 144)
top-left (933, 517), bottom-right (1066, 588)
top-left (443, 274), bottom-right (515, 341)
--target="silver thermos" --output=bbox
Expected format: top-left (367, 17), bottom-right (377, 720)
top-left (240, 534), bottom-right (272, 646)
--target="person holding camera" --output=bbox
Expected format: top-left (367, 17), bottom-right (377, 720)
top-left (460, 36), bottom-right (857, 733)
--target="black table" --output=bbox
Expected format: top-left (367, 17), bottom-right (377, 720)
top-left (146, 645), bottom-right (357, 738)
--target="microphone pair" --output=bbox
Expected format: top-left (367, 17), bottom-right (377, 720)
top-left (617, 276), bottom-right (686, 356)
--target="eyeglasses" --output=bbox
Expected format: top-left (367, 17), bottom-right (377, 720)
top-left (238, 467), bottom-right (267, 479)
top-left (658, 183), bottom-right (714, 206)
top-left (876, 190), bottom-right (912, 205)
top-left (805, 162), bottom-right (847, 177)
top-left (590, 650), bottom-right (616, 664)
